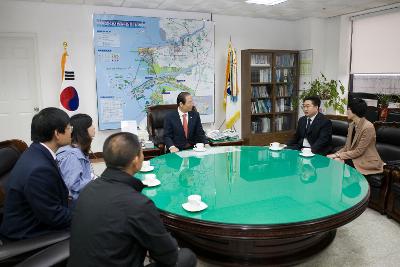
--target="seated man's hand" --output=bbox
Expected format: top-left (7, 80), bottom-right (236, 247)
top-left (169, 146), bottom-right (179, 153)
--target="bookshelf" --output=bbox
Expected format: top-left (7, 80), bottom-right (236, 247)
top-left (241, 50), bottom-right (299, 145)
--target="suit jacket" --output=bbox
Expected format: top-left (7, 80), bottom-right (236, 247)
top-left (0, 143), bottom-right (71, 240)
top-left (164, 110), bottom-right (207, 150)
top-left (337, 118), bottom-right (384, 175)
top-left (288, 113), bottom-right (332, 155)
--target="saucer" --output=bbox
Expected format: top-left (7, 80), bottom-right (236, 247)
top-left (299, 152), bottom-right (315, 157)
top-left (140, 166), bottom-right (154, 172)
top-left (269, 145), bottom-right (286, 151)
top-left (182, 202), bottom-right (208, 212)
top-left (142, 178), bottom-right (160, 187)
top-left (193, 147), bottom-right (206, 152)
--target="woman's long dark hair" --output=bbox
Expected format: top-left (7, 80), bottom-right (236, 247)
top-left (70, 114), bottom-right (93, 155)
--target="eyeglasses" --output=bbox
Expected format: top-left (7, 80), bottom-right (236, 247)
top-left (302, 105), bottom-right (315, 109)
top-left (66, 125), bottom-right (73, 131)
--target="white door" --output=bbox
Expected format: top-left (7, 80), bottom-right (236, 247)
top-left (0, 35), bottom-right (40, 144)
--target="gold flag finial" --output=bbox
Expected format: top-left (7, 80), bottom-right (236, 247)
top-left (63, 42), bottom-right (68, 54)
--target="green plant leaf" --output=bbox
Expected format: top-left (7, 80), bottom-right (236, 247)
top-left (294, 73), bottom-right (347, 113)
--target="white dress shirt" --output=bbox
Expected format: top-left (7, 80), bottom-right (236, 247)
top-left (177, 108), bottom-right (189, 125)
top-left (302, 113), bottom-right (318, 148)
top-left (40, 142), bottom-right (57, 160)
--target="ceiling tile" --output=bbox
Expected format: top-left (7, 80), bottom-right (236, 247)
top-left (11, 0), bottom-right (400, 20)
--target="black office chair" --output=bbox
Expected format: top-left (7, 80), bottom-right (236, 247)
top-left (15, 239), bottom-right (69, 267)
top-left (0, 139), bottom-right (70, 265)
top-left (147, 104), bottom-right (177, 153)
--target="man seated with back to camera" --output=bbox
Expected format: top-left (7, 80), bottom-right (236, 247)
top-left (68, 132), bottom-right (197, 267)
top-left (0, 107), bottom-right (72, 241)
top-left (286, 96), bottom-right (332, 156)
top-left (164, 92), bottom-right (208, 153)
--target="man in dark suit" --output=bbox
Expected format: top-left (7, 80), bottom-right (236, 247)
top-left (287, 96), bottom-right (332, 155)
top-left (164, 92), bottom-right (208, 152)
top-left (0, 107), bottom-right (72, 240)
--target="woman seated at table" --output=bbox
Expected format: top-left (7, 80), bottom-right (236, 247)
top-left (327, 98), bottom-right (384, 175)
top-left (57, 114), bottom-right (96, 201)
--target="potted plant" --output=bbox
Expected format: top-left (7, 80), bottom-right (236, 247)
top-left (294, 73), bottom-right (347, 114)
top-left (376, 93), bottom-right (393, 121)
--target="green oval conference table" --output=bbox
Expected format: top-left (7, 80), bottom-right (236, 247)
top-left (136, 146), bottom-right (370, 266)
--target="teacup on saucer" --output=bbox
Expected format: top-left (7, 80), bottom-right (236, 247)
top-left (140, 165), bottom-right (154, 172)
top-left (299, 152), bottom-right (315, 157)
top-left (182, 194), bottom-right (208, 212)
top-left (142, 174), bottom-right (160, 187)
top-left (140, 161), bottom-right (155, 172)
top-left (268, 144), bottom-right (286, 151)
top-left (182, 202), bottom-right (208, 212)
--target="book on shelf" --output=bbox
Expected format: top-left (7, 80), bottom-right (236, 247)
top-left (276, 69), bottom-right (289, 83)
top-left (276, 54), bottom-right (295, 67)
top-left (251, 85), bottom-right (270, 98)
top-left (275, 115), bottom-right (292, 131)
top-left (251, 54), bottom-right (270, 67)
top-left (261, 117), bottom-right (271, 133)
top-left (275, 98), bottom-right (292, 112)
top-left (251, 68), bottom-right (271, 83)
top-left (251, 117), bottom-right (271, 133)
top-left (276, 85), bottom-right (293, 97)
top-left (251, 99), bottom-right (272, 114)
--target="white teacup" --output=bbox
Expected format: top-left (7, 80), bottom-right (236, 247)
top-left (144, 173), bottom-right (156, 183)
top-left (269, 142), bottom-right (280, 149)
top-left (302, 148), bottom-right (312, 155)
top-left (194, 143), bottom-right (204, 150)
top-left (188, 194), bottom-right (202, 207)
top-left (142, 160), bottom-right (151, 169)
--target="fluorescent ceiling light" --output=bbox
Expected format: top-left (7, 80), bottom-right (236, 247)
top-left (245, 0), bottom-right (287, 6)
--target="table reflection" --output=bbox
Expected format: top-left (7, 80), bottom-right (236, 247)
top-left (136, 146), bottom-right (368, 225)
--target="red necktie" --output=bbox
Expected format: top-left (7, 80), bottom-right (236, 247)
top-left (183, 113), bottom-right (188, 138)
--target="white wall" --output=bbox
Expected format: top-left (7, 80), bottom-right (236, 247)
top-left (0, 1), bottom-right (304, 152)
top-left (295, 16), bottom-right (351, 108)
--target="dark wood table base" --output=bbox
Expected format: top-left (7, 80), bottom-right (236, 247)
top-left (161, 192), bottom-right (368, 266)
top-left (171, 229), bottom-right (336, 267)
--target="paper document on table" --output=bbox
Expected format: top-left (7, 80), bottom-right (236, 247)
top-left (176, 146), bottom-right (241, 158)
top-left (121, 120), bottom-right (138, 135)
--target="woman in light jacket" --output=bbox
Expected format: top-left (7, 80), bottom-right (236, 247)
top-left (327, 98), bottom-right (384, 175)
top-left (57, 114), bottom-right (96, 201)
